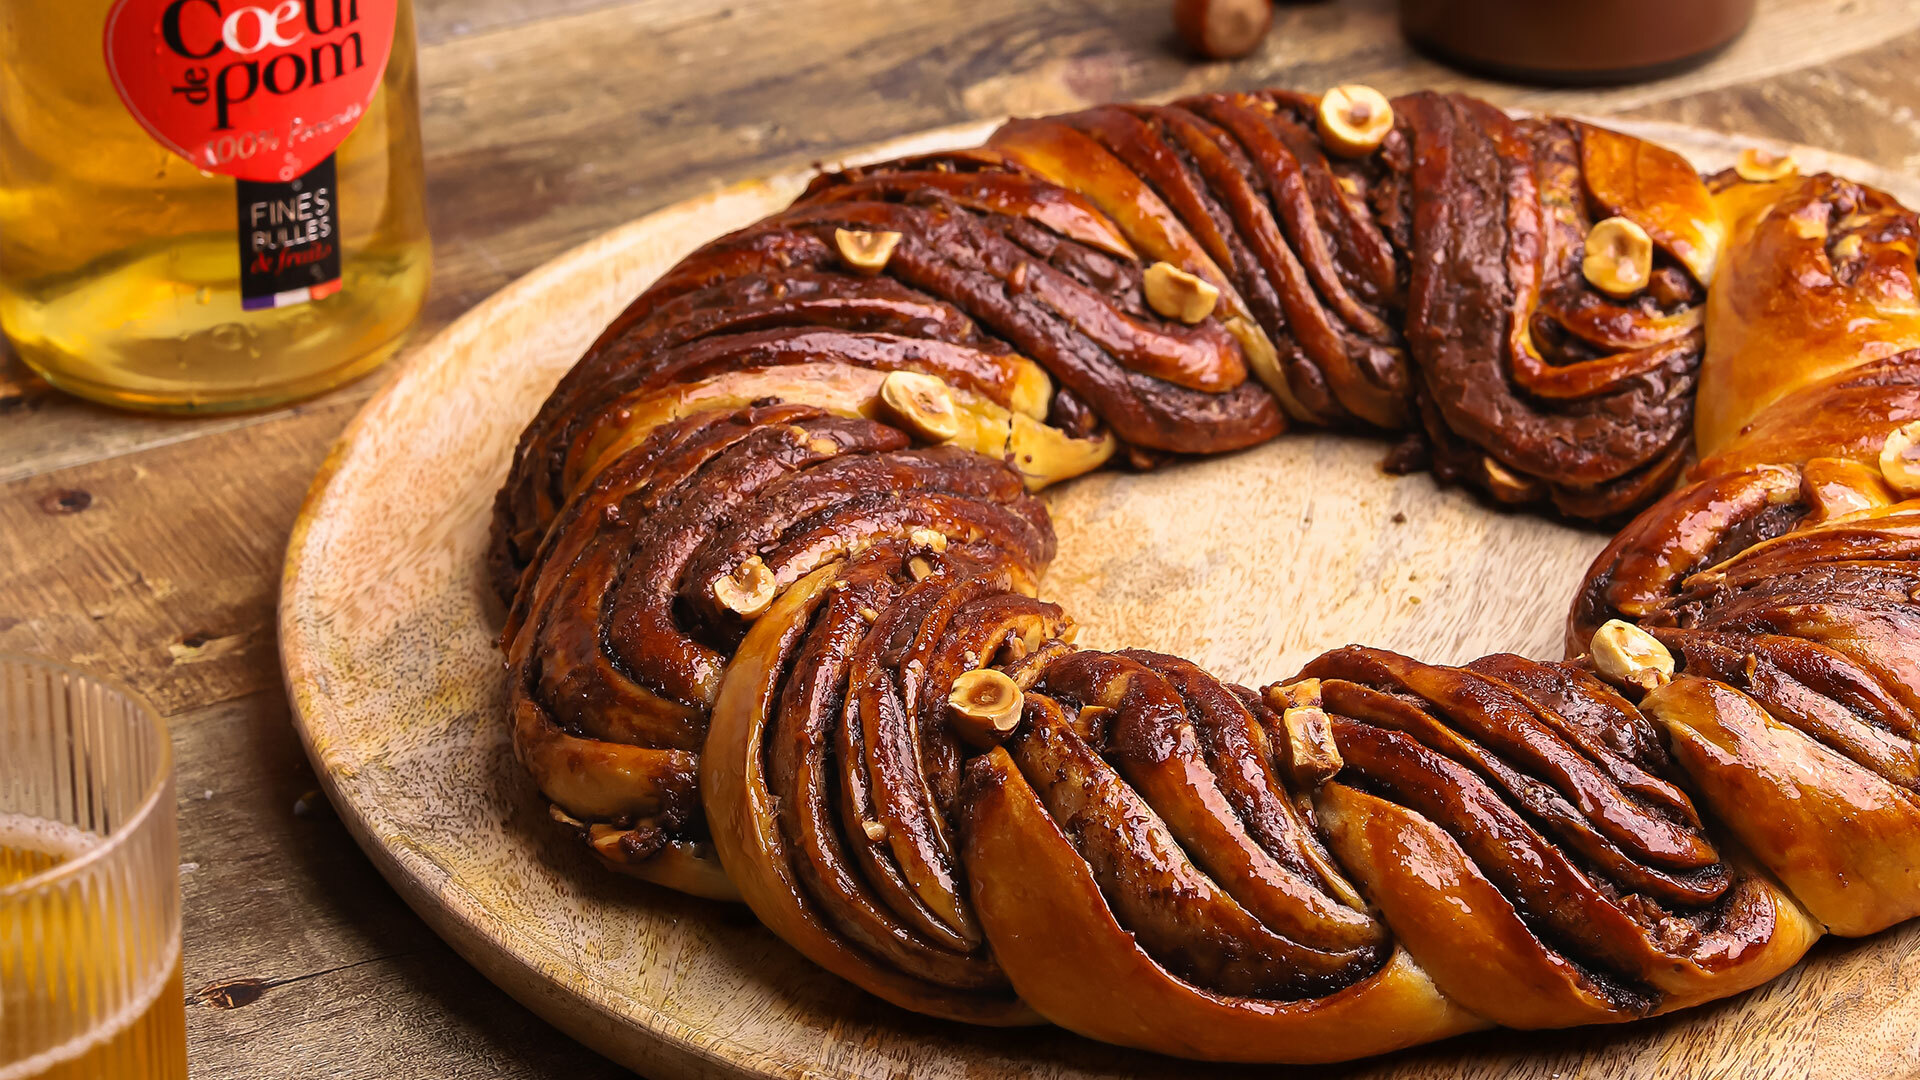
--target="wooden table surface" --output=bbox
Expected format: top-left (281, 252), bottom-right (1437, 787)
top-left (6, 1), bottom-right (1920, 1076)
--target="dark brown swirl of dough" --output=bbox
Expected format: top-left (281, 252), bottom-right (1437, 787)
top-left (1287, 647), bottom-right (1813, 1028)
top-left (1391, 96), bottom-right (1708, 519)
top-left (1565, 185), bottom-right (1920, 941)
top-left (955, 650), bottom-right (1480, 1062)
top-left (488, 144), bottom-right (1286, 601)
top-left (503, 403), bottom-right (1054, 901)
top-left (988, 93), bottom-right (1414, 430)
top-left (987, 90), bottom-right (1715, 517)
top-left (1576, 482), bottom-right (1920, 937)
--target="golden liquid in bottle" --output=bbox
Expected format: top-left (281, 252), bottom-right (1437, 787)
top-left (0, 0), bottom-right (431, 413)
top-left (0, 821), bottom-right (189, 1080)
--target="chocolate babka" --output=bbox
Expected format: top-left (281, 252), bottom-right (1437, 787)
top-left (490, 86), bottom-right (1920, 1062)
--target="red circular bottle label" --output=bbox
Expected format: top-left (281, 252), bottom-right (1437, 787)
top-left (104, 0), bottom-right (397, 182)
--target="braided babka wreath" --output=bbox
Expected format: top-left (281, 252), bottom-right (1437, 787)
top-left (490, 87), bottom-right (1920, 1063)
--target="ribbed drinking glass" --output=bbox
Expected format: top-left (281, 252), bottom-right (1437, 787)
top-left (0, 655), bottom-right (186, 1080)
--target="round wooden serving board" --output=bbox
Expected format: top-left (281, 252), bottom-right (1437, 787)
top-left (281, 119), bottom-right (1920, 1080)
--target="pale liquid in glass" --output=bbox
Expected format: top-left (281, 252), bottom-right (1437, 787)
top-left (0, 819), bottom-right (187, 1080)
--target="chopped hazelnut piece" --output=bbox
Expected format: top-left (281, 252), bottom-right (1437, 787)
top-left (1317, 85), bottom-right (1394, 158)
top-left (1590, 619), bottom-right (1675, 693)
top-left (1735, 147), bottom-right (1798, 183)
top-left (1482, 457), bottom-right (1541, 502)
top-left (877, 370), bottom-right (962, 443)
top-left (713, 555), bottom-right (776, 618)
top-left (1880, 421), bottom-right (1920, 497)
top-left (1270, 678), bottom-right (1321, 711)
top-left (587, 823), bottom-right (641, 862)
top-left (1281, 704), bottom-right (1343, 787)
top-left (1582, 217), bottom-right (1654, 299)
top-left (1142, 261), bottom-right (1220, 324)
top-left (1264, 680), bottom-right (1342, 786)
top-left (908, 527), bottom-right (948, 552)
top-left (1789, 215), bottom-right (1827, 241)
top-left (947, 669), bottom-right (1024, 748)
top-left (834, 228), bottom-right (902, 274)
top-left (1072, 704), bottom-right (1112, 740)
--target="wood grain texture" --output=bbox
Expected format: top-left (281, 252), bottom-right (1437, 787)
top-left (0, 402), bottom-right (357, 712)
top-left (279, 121), bottom-right (1920, 1080)
top-left (172, 693), bottom-right (622, 1080)
top-left (6, 3), bottom-right (1920, 1076)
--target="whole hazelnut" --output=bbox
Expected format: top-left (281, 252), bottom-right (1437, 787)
top-left (1173, 0), bottom-right (1274, 61)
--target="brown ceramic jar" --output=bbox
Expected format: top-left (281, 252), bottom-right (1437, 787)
top-left (1399, 0), bottom-right (1755, 85)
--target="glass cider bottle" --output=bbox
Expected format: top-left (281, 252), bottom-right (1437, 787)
top-left (0, 0), bottom-right (430, 412)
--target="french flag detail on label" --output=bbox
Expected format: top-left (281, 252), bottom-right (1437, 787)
top-left (242, 277), bottom-right (343, 311)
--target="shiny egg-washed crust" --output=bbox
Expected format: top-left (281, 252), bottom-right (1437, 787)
top-left (492, 87), bottom-right (1920, 1062)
